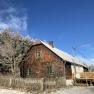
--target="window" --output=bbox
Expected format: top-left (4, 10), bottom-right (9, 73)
top-left (47, 66), bottom-right (54, 75)
top-left (27, 68), bottom-right (32, 76)
top-left (35, 51), bottom-right (41, 59)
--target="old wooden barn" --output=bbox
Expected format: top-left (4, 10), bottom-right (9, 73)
top-left (20, 40), bottom-right (88, 85)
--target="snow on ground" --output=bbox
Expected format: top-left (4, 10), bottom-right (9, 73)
top-left (0, 86), bottom-right (94, 94)
top-left (0, 88), bottom-right (30, 94)
top-left (46, 86), bottom-right (94, 94)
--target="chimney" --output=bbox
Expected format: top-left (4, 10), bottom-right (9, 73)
top-left (48, 41), bottom-right (54, 47)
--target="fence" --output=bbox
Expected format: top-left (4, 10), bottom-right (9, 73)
top-left (80, 72), bottom-right (94, 79)
top-left (0, 76), bottom-right (66, 92)
top-left (74, 72), bottom-right (94, 86)
top-left (44, 77), bottom-right (66, 90)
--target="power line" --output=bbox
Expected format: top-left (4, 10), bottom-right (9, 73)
top-left (72, 46), bottom-right (88, 59)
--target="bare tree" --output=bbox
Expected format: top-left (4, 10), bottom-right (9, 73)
top-left (0, 28), bottom-right (32, 77)
top-left (89, 64), bottom-right (94, 72)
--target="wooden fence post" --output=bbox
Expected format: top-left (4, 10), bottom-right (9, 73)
top-left (9, 78), bottom-right (12, 87)
top-left (40, 78), bottom-right (44, 91)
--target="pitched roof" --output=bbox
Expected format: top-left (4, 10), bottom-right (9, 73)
top-left (32, 40), bottom-right (88, 68)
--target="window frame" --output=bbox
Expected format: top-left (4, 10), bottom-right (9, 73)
top-left (26, 68), bottom-right (32, 76)
top-left (47, 64), bottom-right (54, 75)
top-left (35, 50), bottom-right (41, 59)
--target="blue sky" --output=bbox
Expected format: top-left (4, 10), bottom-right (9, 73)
top-left (0, 0), bottom-right (94, 64)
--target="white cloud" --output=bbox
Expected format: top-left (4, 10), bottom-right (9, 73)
top-left (0, 6), bottom-right (27, 34)
top-left (7, 15), bottom-right (27, 32)
top-left (0, 22), bottom-right (9, 30)
top-left (79, 43), bottom-right (91, 48)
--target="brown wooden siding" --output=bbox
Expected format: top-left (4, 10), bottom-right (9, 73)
top-left (65, 62), bottom-right (72, 79)
top-left (20, 44), bottom-right (65, 78)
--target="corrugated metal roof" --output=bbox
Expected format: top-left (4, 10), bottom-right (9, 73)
top-left (33, 40), bottom-right (87, 68)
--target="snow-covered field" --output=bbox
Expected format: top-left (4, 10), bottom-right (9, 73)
top-left (0, 86), bottom-right (94, 94)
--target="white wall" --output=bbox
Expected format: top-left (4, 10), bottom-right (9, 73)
top-left (71, 65), bottom-right (84, 74)
top-left (71, 65), bottom-right (75, 74)
top-left (76, 66), bottom-right (84, 73)
top-left (65, 65), bottom-right (84, 85)
top-left (71, 65), bottom-right (84, 79)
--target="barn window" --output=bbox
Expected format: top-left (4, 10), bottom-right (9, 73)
top-left (27, 68), bottom-right (32, 76)
top-left (35, 51), bottom-right (41, 59)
